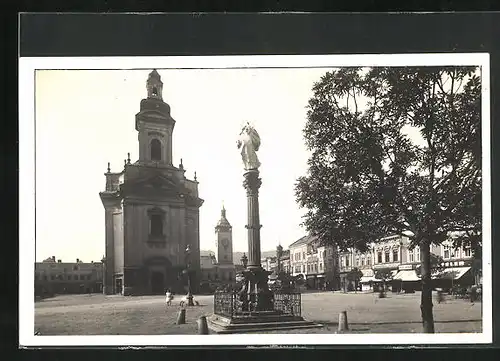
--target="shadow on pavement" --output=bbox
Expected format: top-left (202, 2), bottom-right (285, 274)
top-left (313, 319), bottom-right (481, 327)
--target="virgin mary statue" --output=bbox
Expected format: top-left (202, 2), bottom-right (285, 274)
top-left (237, 122), bottom-right (261, 171)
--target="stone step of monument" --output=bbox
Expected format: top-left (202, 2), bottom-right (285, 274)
top-left (207, 319), bottom-right (323, 334)
top-left (207, 314), bottom-right (323, 334)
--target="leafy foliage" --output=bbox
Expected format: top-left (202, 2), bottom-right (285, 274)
top-left (296, 66), bottom-right (481, 250)
top-left (296, 66), bottom-right (482, 332)
top-left (415, 253), bottom-right (445, 277)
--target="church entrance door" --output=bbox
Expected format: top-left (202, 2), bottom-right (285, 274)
top-left (151, 272), bottom-right (165, 294)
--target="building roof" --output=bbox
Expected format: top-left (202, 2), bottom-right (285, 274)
top-left (200, 250), bottom-right (216, 257)
top-left (288, 235), bottom-right (317, 248)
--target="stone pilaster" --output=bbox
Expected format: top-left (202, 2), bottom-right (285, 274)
top-left (103, 208), bottom-right (115, 294)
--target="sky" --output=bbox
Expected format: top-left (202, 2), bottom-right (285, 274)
top-left (35, 67), bottom-right (333, 262)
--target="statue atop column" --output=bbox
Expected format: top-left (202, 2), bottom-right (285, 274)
top-left (237, 122), bottom-right (261, 171)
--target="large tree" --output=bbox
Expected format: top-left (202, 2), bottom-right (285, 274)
top-left (296, 66), bottom-right (481, 333)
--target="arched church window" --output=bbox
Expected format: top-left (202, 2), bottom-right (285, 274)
top-left (150, 214), bottom-right (163, 236)
top-left (150, 139), bottom-right (162, 161)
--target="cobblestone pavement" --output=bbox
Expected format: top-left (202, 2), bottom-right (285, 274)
top-left (35, 291), bottom-right (482, 335)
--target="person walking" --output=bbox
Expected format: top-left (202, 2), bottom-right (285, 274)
top-left (165, 289), bottom-right (173, 306)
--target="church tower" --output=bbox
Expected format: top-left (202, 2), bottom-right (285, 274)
top-left (215, 205), bottom-right (233, 264)
top-left (100, 69), bottom-right (204, 296)
top-left (136, 69), bottom-right (175, 166)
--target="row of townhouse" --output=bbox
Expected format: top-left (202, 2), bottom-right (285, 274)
top-left (288, 235), bottom-right (340, 290)
top-left (337, 234), bottom-right (477, 292)
top-left (277, 233), bottom-right (479, 292)
top-left (35, 256), bottom-right (104, 296)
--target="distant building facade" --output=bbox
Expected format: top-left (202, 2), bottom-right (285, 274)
top-left (199, 206), bottom-right (236, 291)
top-left (337, 234), bottom-right (475, 292)
top-left (289, 235), bottom-right (339, 290)
top-left (35, 256), bottom-right (103, 296)
top-left (99, 70), bottom-right (204, 296)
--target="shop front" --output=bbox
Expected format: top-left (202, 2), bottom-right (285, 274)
top-left (392, 264), bottom-right (420, 293)
top-left (359, 268), bottom-right (377, 292)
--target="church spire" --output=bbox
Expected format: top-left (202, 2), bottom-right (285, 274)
top-left (146, 69), bottom-right (163, 100)
top-left (215, 202), bottom-right (231, 232)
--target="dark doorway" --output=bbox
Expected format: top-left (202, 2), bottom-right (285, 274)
top-left (151, 272), bottom-right (165, 294)
top-left (115, 279), bottom-right (122, 294)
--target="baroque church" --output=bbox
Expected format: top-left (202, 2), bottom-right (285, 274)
top-left (99, 70), bottom-right (204, 295)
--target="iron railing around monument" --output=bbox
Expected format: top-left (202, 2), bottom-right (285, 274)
top-left (213, 290), bottom-right (301, 318)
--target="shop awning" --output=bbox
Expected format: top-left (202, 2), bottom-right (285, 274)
top-left (360, 276), bottom-right (378, 283)
top-left (434, 267), bottom-right (471, 280)
top-left (393, 270), bottom-right (420, 282)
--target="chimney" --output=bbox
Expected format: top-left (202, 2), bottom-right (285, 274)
top-left (52, 256), bottom-right (55, 261)
top-left (76, 258), bottom-right (80, 263)
top-left (57, 259), bottom-right (61, 263)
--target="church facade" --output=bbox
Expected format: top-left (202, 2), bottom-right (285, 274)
top-left (99, 70), bottom-right (204, 295)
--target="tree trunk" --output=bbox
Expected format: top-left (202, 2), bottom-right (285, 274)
top-left (420, 242), bottom-right (435, 333)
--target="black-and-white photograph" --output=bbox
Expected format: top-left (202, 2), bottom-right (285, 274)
top-left (19, 54), bottom-right (491, 346)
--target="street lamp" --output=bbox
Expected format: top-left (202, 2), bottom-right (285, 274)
top-left (276, 244), bottom-right (283, 274)
top-left (241, 253), bottom-right (248, 268)
top-left (100, 256), bottom-right (106, 294)
top-left (184, 244), bottom-right (195, 306)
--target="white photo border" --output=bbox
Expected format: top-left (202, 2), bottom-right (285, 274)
top-left (19, 53), bottom-right (492, 346)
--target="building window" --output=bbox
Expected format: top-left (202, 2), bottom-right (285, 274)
top-left (415, 247), bottom-right (421, 262)
top-left (340, 257), bottom-right (345, 268)
top-left (393, 249), bottom-right (399, 263)
top-left (464, 248), bottom-right (471, 257)
top-left (319, 263), bottom-right (323, 271)
top-left (80, 275), bottom-right (85, 280)
top-left (302, 252), bottom-right (305, 259)
top-left (384, 250), bottom-right (390, 263)
top-left (150, 139), bottom-right (162, 161)
top-left (345, 256), bottom-right (350, 267)
top-left (150, 214), bottom-right (163, 236)
top-left (361, 258), bottom-right (365, 266)
top-left (409, 251), bottom-right (414, 263)
top-left (207, 273), bottom-right (211, 280)
top-left (443, 245), bottom-right (450, 259)
top-left (43, 275), bottom-right (47, 281)
top-left (302, 265), bottom-right (305, 273)
top-left (73, 265), bottom-right (78, 271)
top-left (67, 275), bottom-right (72, 280)
top-left (323, 250), bottom-right (326, 259)
top-left (377, 252), bottom-right (383, 263)
top-left (87, 274), bottom-right (91, 280)
top-left (367, 256), bottom-right (371, 266)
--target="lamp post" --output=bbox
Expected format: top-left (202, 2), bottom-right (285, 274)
top-left (101, 256), bottom-right (106, 294)
top-left (276, 244), bottom-right (283, 274)
top-left (184, 244), bottom-right (195, 306)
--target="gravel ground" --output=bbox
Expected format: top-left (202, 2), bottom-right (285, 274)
top-left (35, 291), bottom-right (482, 335)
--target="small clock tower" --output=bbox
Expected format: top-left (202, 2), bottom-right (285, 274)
top-left (215, 205), bottom-right (233, 264)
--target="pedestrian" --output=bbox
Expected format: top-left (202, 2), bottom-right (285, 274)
top-left (165, 289), bottom-right (173, 306)
top-left (470, 286), bottom-right (477, 303)
top-left (436, 288), bottom-right (444, 304)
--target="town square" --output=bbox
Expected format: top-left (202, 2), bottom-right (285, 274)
top-left (28, 56), bottom-right (487, 342)
top-left (35, 292), bottom-right (481, 335)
